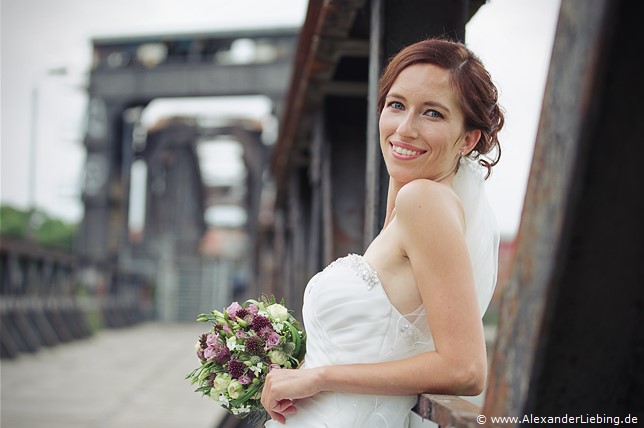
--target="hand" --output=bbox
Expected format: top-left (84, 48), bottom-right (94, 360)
top-left (261, 367), bottom-right (323, 424)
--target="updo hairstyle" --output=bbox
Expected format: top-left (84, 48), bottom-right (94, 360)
top-left (377, 38), bottom-right (504, 177)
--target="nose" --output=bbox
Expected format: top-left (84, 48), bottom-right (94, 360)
top-left (396, 111), bottom-right (418, 138)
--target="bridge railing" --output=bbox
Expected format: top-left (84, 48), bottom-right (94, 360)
top-left (0, 237), bottom-right (149, 359)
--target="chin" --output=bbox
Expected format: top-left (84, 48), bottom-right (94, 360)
top-left (387, 170), bottom-right (423, 185)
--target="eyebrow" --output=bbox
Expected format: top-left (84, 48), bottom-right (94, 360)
top-left (386, 92), bottom-right (452, 114)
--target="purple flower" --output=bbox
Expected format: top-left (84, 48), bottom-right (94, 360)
top-left (245, 336), bottom-right (265, 355)
top-left (238, 375), bottom-right (251, 385)
top-left (268, 364), bottom-right (281, 372)
top-left (226, 302), bottom-right (242, 319)
top-left (265, 332), bottom-right (281, 349)
top-left (227, 359), bottom-right (246, 379)
top-left (212, 343), bottom-right (231, 364)
top-left (204, 347), bottom-right (217, 361)
top-left (252, 316), bottom-right (271, 332)
top-left (223, 325), bottom-right (232, 334)
top-left (248, 304), bottom-right (259, 315)
top-left (258, 326), bottom-right (275, 340)
top-left (236, 308), bottom-right (249, 319)
top-left (198, 333), bottom-right (208, 349)
top-left (196, 347), bottom-right (206, 362)
top-left (205, 342), bottom-right (231, 364)
top-left (236, 330), bottom-right (248, 339)
top-left (206, 332), bottom-right (219, 347)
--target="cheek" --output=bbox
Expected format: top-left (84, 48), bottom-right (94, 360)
top-left (379, 114), bottom-right (397, 138)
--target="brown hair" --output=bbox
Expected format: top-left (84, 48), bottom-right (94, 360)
top-left (378, 38), bottom-right (504, 177)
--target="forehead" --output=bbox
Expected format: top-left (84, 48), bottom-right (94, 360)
top-left (389, 63), bottom-right (456, 101)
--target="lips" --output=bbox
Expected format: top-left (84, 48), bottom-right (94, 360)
top-left (389, 141), bottom-right (427, 159)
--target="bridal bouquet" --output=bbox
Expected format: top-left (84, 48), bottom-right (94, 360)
top-left (186, 295), bottom-right (306, 417)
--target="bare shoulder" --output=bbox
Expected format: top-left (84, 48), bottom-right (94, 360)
top-left (395, 179), bottom-right (464, 230)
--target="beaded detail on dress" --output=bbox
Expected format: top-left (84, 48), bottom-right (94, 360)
top-left (323, 253), bottom-right (431, 348)
top-left (265, 253), bottom-right (436, 427)
top-left (323, 253), bottom-right (380, 290)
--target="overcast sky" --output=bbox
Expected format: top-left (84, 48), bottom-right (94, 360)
top-left (0, 0), bottom-right (561, 237)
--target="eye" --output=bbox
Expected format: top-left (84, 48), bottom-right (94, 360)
top-left (424, 109), bottom-right (443, 119)
top-left (387, 101), bottom-right (405, 110)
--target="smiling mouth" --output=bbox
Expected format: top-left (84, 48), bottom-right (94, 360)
top-left (390, 142), bottom-right (427, 157)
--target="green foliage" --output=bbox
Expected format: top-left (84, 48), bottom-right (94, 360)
top-left (0, 204), bottom-right (77, 251)
top-left (0, 205), bottom-right (29, 237)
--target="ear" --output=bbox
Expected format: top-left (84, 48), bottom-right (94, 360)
top-left (461, 129), bottom-right (481, 155)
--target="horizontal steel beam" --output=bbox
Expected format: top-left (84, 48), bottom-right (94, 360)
top-left (89, 61), bottom-right (293, 101)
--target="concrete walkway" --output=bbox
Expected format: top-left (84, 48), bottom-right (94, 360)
top-left (1, 323), bottom-right (228, 428)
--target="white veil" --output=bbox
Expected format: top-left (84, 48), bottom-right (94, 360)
top-left (452, 157), bottom-right (500, 317)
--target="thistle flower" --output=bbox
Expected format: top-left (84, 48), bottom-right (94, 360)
top-left (258, 326), bottom-right (275, 340)
top-left (251, 315), bottom-right (271, 332)
top-left (227, 359), bottom-right (246, 379)
top-left (199, 333), bottom-right (208, 349)
top-left (245, 336), bottom-right (265, 355)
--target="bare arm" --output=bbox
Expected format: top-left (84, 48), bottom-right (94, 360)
top-left (262, 180), bottom-right (487, 422)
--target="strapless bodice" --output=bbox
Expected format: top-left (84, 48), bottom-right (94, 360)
top-left (265, 254), bottom-right (434, 427)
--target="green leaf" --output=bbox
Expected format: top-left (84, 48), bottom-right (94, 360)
top-left (230, 383), bottom-right (261, 407)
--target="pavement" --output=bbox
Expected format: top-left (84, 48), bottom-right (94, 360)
top-left (1, 322), bottom-right (228, 428)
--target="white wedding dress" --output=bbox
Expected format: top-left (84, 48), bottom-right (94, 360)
top-left (265, 159), bottom-right (498, 428)
top-left (265, 253), bottom-right (436, 428)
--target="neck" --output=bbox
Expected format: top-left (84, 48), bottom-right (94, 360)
top-left (382, 178), bottom-right (399, 228)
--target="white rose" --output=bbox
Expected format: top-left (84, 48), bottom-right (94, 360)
top-left (213, 373), bottom-right (231, 393)
top-left (267, 349), bottom-right (288, 366)
top-left (266, 303), bottom-right (289, 322)
top-left (227, 380), bottom-right (245, 399)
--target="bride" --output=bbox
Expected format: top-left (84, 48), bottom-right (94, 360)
top-left (262, 37), bottom-right (504, 427)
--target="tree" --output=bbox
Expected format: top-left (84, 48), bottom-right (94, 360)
top-left (0, 205), bottom-right (29, 237)
top-left (0, 204), bottom-right (76, 251)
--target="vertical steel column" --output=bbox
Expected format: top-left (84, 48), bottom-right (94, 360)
top-left (364, 0), bottom-right (469, 244)
top-left (485, 0), bottom-right (644, 421)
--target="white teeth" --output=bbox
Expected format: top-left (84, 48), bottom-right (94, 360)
top-left (392, 145), bottom-right (421, 156)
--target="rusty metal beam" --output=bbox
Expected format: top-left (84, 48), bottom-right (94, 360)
top-left (271, 0), bottom-right (367, 204)
top-left (485, 0), bottom-right (644, 423)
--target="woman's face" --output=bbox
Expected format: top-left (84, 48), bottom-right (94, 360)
top-left (379, 63), bottom-right (478, 185)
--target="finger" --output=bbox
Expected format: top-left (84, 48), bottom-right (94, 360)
top-left (275, 399), bottom-right (293, 412)
top-left (267, 410), bottom-right (286, 424)
top-left (281, 404), bottom-right (297, 415)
